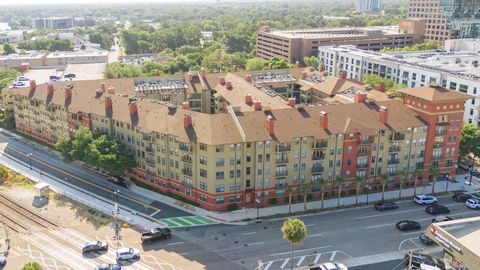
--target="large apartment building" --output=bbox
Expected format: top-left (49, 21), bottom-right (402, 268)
top-left (356, 0), bottom-right (382, 12)
top-left (318, 45), bottom-right (480, 127)
top-left (31, 17), bottom-right (74, 30)
top-left (6, 69), bottom-right (471, 211)
top-left (408, 0), bottom-right (480, 42)
top-left (256, 25), bottom-right (424, 63)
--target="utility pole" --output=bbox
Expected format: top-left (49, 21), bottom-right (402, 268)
top-left (113, 190), bottom-right (121, 249)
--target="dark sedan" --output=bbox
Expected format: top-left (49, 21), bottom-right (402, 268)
top-left (396, 220), bottom-right (421, 231)
top-left (82, 241), bottom-right (108, 253)
top-left (425, 205), bottom-right (450, 215)
top-left (431, 215), bottom-right (453, 223)
top-left (452, 192), bottom-right (475, 202)
top-left (374, 201), bottom-right (399, 211)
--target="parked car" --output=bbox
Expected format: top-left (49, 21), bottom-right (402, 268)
top-left (64, 73), bottom-right (76, 78)
top-left (419, 233), bottom-right (435, 245)
top-left (414, 195), bottom-right (438, 205)
top-left (116, 248), bottom-right (140, 261)
top-left (431, 215), bottom-right (453, 223)
top-left (82, 241), bottom-right (108, 253)
top-left (94, 264), bottom-right (121, 270)
top-left (107, 176), bottom-right (129, 188)
top-left (425, 205), bottom-right (450, 215)
top-left (0, 255), bottom-right (6, 266)
top-left (141, 227), bottom-right (171, 244)
top-left (404, 252), bottom-right (446, 270)
top-left (49, 75), bottom-right (61, 81)
top-left (17, 76), bottom-right (29, 81)
top-left (374, 201), bottom-right (399, 211)
top-left (310, 262), bottom-right (348, 270)
top-left (452, 192), bottom-right (475, 202)
top-left (396, 220), bottom-right (421, 231)
top-left (466, 198), bottom-right (480, 210)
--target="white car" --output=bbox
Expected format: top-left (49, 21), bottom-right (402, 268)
top-left (116, 248), bottom-right (140, 261)
top-left (466, 198), bottom-right (480, 209)
top-left (414, 195), bottom-right (438, 205)
top-left (316, 262), bottom-right (348, 270)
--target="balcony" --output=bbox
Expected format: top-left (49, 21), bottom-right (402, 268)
top-left (146, 157), bottom-right (155, 165)
top-left (145, 145), bottom-right (155, 153)
top-left (275, 182), bottom-right (288, 189)
top-left (179, 143), bottom-right (192, 152)
top-left (182, 155), bottom-right (192, 163)
top-left (432, 155), bottom-right (444, 160)
top-left (313, 141), bottom-right (328, 149)
top-left (358, 151), bottom-right (369, 157)
top-left (359, 137), bottom-right (374, 144)
top-left (142, 134), bottom-right (152, 142)
top-left (435, 129), bottom-right (447, 136)
top-left (433, 142), bottom-right (444, 149)
top-left (182, 181), bottom-right (192, 188)
top-left (357, 163), bottom-right (369, 169)
top-left (389, 146), bottom-right (401, 153)
top-left (311, 166), bottom-right (324, 174)
top-left (182, 168), bottom-right (193, 176)
top-left (389, 133), bottom-right (406, 141)
top-left (276, 157), bottom-right (289, 164)
top-left (277, 144), bottom-right (291, 152)
top-left (387, 158), bottom-right (400, 165)
top-left (312, 153), bottom-right (325, 160)
top-left (276, 170), bottom-right (288, 177)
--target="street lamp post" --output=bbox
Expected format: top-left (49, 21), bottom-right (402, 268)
top-left (255, 199), bottom-right (260, 221)
top-left (445, 174), bottom-right (450, 193)
top-left (366, 185), bottom-right (372, 205)
top-left (26, 153), bottom-right (32, 170)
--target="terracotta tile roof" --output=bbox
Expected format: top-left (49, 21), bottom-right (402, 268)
top-left (399, 86), bottom-right (473, 102)
top-left (308, 76), bottom-right (366, 96)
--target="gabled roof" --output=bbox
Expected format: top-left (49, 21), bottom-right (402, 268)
top-left (399, 86), bottom-right (473, 102)
top-left (309, 76), bottom-right (366, 96)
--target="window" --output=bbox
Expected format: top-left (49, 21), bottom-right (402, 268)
top-left (216, 171), bottom-right (224, 180)
top-left (449, 82), bottom-right (457, 90)
top-left (199, 181), bottom-right (208, 190)
top-left (216, 146), bottom-right (224, 152)
top-left (446, 160), bottom-right (453, 167)
top-left (215, 184), bottom-right (224, 192)
top-left (199, 194), bottom-right (208, 202)
top-left (215, 197), bottom-right (224, 204)
top-left (348, 146), bottom-right (353, 154)
top-left (215, 158), bottom-right (224, 167)
top-left (459, 84), bottom-right (468, 93)
top-left (200, 169), bottom-right (207, 178)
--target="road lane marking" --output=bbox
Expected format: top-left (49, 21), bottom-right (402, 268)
top-left (366, 223), bottom-right (395, 229)
top-left (167, 241), bottom-right (184, 246)
top-left (248, 242), bottom-right (265, 246)
top-left (314, 253), bottom-right (322, 263)
top-left (270, 245), bottom-right (332, 256)
top-left (150, 210), bottom-right (161, 217)
top-left (329, 251), bottom-right (337, 261)
top-left (305, 224), bottom-right (315, 227)
top-left (280, 259), bottom-right (290, 269)
top-left (263, 261), bottom-right (273, 270)
top-left (241, 232), bottom-right (257, 235)
top-left (296, 256), bottom-right (305, 266)
top-left (309, 233), bottom-right (323, 237)
top-left (355, 202), bottom-right (466, 220)
top-left (402, 231), bottom-right (421, 236)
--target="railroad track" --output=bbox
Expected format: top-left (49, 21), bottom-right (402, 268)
top-left (0, 192), bottom-right (59, 233)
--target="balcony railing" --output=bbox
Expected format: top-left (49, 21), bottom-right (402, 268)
top-left (389, 133), bottom-right (406, 141)
top-left (145, 145), bottom-right (155, 153)
top-left (182, 181), bottom-right (192, 188)
top-left (142, 134), bottom-right (152, 142)
top-left (433, 142), bottom-right (444, 149)
top-left (277, 145), bottom-right (291, 152)
top-left (313, 141), bottom-right (328, 149)
top-left (359, 137), bottom-right (374, 144)
top-left (432, 155), bottom-right (444, 160)
top-left (389, 146), bottom-right (401, 153)
top-left (275, 182), bottom-right (288, 189)
top-left (312, 153), bottom-right (325, 160)
top-left (311, 166), bottom-right (324, 173)
top-left (276, 170), bottom-right (288, 177)
top-left (358, 151), bottom-right (369, 157)
top-left (357, 163), bottom-right (369, 169)
top-left (387, 158), bottom-right (400, 165)
top-left (179, 144), bottom-right (192, 152)
top-left (146, 158), bottom-right (155, 165)
top-left (435, 129), bottom-right (447, 136)
top-left (182, 168), bottom-right (193, 176)
top-left (182, 155), bottom-right (192, 163)
top-left (276, 157), bottom-right (289, 164)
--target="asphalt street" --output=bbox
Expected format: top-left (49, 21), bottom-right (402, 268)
top-left (350, 259), bottom-right (404, 270)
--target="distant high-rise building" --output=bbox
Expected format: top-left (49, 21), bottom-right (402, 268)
top-left (408, 0), bottom-right (480, 42)
top-left (356, 0), bottom-right (382, 12)
top-left (31, 17), bottom-right (74, 30)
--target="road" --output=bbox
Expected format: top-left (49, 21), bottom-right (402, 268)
top-left (108, 36), bottom-right (120, 64)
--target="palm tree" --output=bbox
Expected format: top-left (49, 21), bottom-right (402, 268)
top-left (318, 177), bottom-right (326, 209)
top-left (336, 176), bottom-right (344, 207)
top-left (412, 169), bottom-right (422, 196)
top-left (380, 173), bottom-right (388, 201)
top-left (398, 171), bottom-right (409, 199)
top-left (355, 176), bottom-right (364, 205)
top-left (22, 262), bottom-right (43, 270)
top-left (430, 167), bottom-right (441, 194)
top-left (287, 187), bottom-right (294, 215)
top-left (281, 218), bottom-right (308, 270)
top-left (301, 182), bottom-right (310, 211)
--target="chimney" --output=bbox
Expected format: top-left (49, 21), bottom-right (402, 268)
top-left (184, 113), bottom-right (192, 129)
top-left (378, 106), bottom-right (388, 124)
top-left (187, 72), bottom-right (193, 82)
top-left (64, 88), bottom-right (72, 99)
top-left (244, 94), bottom-right (252, 104)
top-left (265, 115), bottom-right (274, 135)
top-left (295, 61), bottom-right (301, 68)
top-left (200, 67), bottom-right (206, 79)
top-left (29, 80), bottom-right (36, 91)
top-left (319, 64), bottom-right (326, 72)
top-left (100, 82), bottom-right (106, 92)
top-left (156, 70), bottom-right (160, 76)
top-left (301, 70), bottom-right (307, 79)
top-left (377, 82), bottom-right (386, 93)
top-left (219, 76), bottom-right (226, 85)
top-left (104, 96), bottom-right (112, 109)
top-left (254, 100), bottom-right (262, 111)
top-left (340, 71), bottom-right (347, 79)
top-left (320, 110), bottom-right (328, 130)
top-left (47, 83), bottom-right (55, 95)
top-left (182, 101), bottom-right (190, 110)
top-left (268, 63), bottom-right (272, 71)
top-left (287, 97), bottom-right (296, 107)
top-left (129, 101), bottom-right (138, 115)
top-left (353, 93), bottom-right (367, 103)
top-left (226, 81), bottom-right (233, 89)
top-left (245, 74), bottom-right (252, 83)
top-left (108, 87), bottom-right (115, 94)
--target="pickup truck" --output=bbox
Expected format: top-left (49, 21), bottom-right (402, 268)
top-left (141, 227), bottom-right (171, 244)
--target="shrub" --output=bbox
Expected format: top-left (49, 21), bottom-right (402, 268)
top-left (306, 193), bottom-right (313, 200)
top-left (227, 203), bottom-right (239, 211)
top-left (268, 197), bottom-right (277, 205)
top-left (348, 189), bottom-right (356, 195)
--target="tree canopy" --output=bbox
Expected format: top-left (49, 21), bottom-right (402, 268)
top-left (22, 262), bottom-right (43, 270)
top-left (380, 41), bottom-right (442, 53)
top-left (460, 124), bottom-right (480, 159)
top-left (0, 68), bottom-right (20, 90)
top-left (362, 74), bottom-right (406, 93)
top-left (3, 43), bottom-right (16, 55)
top-left (18, 38), bottom-right (74, 52)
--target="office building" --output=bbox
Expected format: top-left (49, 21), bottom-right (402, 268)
top-left (408, 0), bottom-right (480, 42)
top-left (356, 0), bottom-right (382, 12)
top-left (31, 17), bottom-right (74, 30)
top-left (256, 25), bottom-right (423, 63)
top-left (318, 45), bottom-right (480, 126)
top-left (6, 68), bottom-right (471, 211)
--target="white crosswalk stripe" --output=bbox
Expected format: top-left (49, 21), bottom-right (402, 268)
top-left (262, 250), bottom-right (352, 270)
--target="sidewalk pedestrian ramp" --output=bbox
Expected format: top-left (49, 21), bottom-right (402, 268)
top-left (159, 215), bottom-right (219, 228)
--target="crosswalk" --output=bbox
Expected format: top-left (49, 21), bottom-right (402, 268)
top-left (16, 228), bottom-right (182, 270)
top-left (158, 215), bottom-right (219, 228)
top-left (260, 250), bottom-right (352, 270)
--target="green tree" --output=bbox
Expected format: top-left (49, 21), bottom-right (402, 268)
top-left (317, 177), bottom-right (327, 209)
top-left (55, 135), bottom-right (73, 160)
top-left (281, 218), bottom-right (307, 270)
top-left (380, 173), bottom-right (388, 201)
top-left (430, 167), bottom-right (441, 194)
top-left (266, 57), bottom-right (291, 70)
top-left (69, 126), bottom-right (93, 161)
top-left (355, 176), bottom-right (364, 205)
top-left (3, 43), bottom-right (15, 55)
top-left (22, 262), bottom-right (43, 270)
top-left (380, 41), bottom-right (442, 53)
top-left (413, 169), bottom-right (422, 196)
top-left (301, 182), bottom-right (310, 211)
top-left (398, 171), bottom-right (409, 198)
top-left (459, 124), bottom-right (480, 159)
top-left (303, 55), bottom-right (318, 68)
top-left (245, 58), bottom-right (266, 71)
top-left (362, 74), bottom-right (405, 93)
top-left (287, 186), bottom-right (294, 215)
top-left (0, 67), bottom-right (19, 90)
top-left (336, 176), bottom-right (344, 207)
